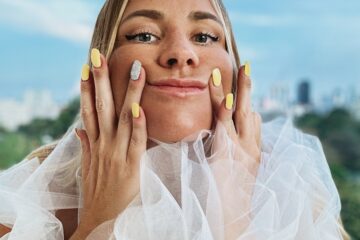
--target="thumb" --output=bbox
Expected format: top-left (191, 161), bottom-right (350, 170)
top-left (75, 128), bottom-right (91, 180)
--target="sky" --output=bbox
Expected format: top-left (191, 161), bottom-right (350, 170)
top-left (0, 0), bottom-right (359, 105)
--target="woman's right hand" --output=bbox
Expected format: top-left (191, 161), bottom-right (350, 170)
top-left (71, 50), bottom-right (147, 239)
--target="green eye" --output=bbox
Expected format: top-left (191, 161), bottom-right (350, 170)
top-left (126, 33), bottom-right (159, 43)
top-left (193, 33), bottom-right (219, 44)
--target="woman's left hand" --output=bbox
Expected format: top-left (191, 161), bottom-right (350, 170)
top-left (209, 63), bottom-right (262, 163)
top-left (208, 63), bottom-right (262, 239)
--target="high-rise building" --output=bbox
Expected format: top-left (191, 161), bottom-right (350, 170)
top-left (297, 80), bottom-right (311, 105)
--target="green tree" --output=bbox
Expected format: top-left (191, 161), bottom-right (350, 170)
top-left (0, 132), bottom-right (39, 169)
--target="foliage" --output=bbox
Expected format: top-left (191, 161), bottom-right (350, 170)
top-left (17, 97), bottom-right (80, 140)
top-left (0, 132), bottom-right (39, 169)
top-left (296, 108), bottom-right (360, 239)
top-left (0, 103), bottom-right (359, 238)
top-left (0, 97), bottom-right (79, 169)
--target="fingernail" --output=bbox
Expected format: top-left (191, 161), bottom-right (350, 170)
top-left (81, 64), bottom-right (90, 81)
top-left (91, 48), bottom-right (101, 68)
top-left (132, 103), bottom-right (140, 118)
top-left (75, 128), bottom-right (80, 140)
top-left (226, 93), bottom-right (234, 110)
top-left (130, 60), bottom-right (141, 81)
top-left (212, 68), bottom-right (221, 87)
top-left (244, 61), bottom-right (251, 77)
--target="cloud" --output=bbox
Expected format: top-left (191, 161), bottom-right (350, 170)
top-left (0, 0), bottom-right (99, 43)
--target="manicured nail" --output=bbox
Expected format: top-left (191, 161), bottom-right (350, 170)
top-left (81, 64), bottom-right (90, 81)
top-left (212, 68), bottom-right (221, 87)
top-left (244, 61), bottom-right (251, 77)
top-left (226, 93), bottom-right (234, 110)
top-left (91, 48), bottom-right (101, 68)
top-left (132, 103), bottom-right (140, 118)
top-left (130, 60), bottom-right (141, 80)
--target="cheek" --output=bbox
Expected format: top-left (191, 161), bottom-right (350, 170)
top-left (108, 50), bottom-right (134, 115)
top-left (108, 47), bottom-right (158, 115)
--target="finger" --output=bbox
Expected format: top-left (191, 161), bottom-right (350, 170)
top-left (209, 68), bottom-right (225, 115)
top-left (234, 62), bottom-right (252, 137)
top-left (91, 48), bottom-right (116, 138)
top-left (127, 105), bottom-right (147, 169)
top-left (116, 60), bottom-right (146, 161)
top-left (253, 112), bottom-right (262, 147)
top-left (209, 68), bottom-right (237, 141)
top-left (80, 64), bottom-right (99, 142)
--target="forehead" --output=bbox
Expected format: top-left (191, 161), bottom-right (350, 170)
top-left (124, 0), bottom-right (217, 17)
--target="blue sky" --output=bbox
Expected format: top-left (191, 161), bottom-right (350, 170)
top-left (0, 0), bottom-right (359, 105)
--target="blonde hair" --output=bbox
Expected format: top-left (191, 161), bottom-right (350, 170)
top-left (26, 1), bottom-right (350, 238)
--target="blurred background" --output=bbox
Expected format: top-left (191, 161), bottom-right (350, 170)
top-left (0, 0), bottom-right (359, 238)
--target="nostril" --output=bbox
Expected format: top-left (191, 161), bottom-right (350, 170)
top-left (187, 59), bottom-right (193, 65)
top-left (167, 58), bottom-right (177, 66)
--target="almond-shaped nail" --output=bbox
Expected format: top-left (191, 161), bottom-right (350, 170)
top-left (91, 48), bottom-right (101, 68)
top-left (244, 61), bottom-right (251, 77)
top-left (212, 68), bottom-right (221, 87)
top-left (130, 60), bottom-right (141, 80)
top-left (81, 64), bottom-right (90, 81)
top-left (226, 93), bottom-right (234, 110)
top-left (132, 103), bottom-right (140, 118)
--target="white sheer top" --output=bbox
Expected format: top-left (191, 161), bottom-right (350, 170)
top-left (0, 118), bottom-right (344, 239)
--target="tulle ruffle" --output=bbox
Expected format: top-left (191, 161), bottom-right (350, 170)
top-left (0, 118), bottom-right (344, 239)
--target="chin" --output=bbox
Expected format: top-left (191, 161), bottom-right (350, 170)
top-left (143, 102), bottom-right (212, 143)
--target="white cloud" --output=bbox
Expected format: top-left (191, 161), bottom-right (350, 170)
top-left (0, 90), bottom-right (61, 130)
top-left (0, 0), bottom-right (98, 43)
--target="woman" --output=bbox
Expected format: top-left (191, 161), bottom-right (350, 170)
top-left (0, 0), bottom-right (349, 239)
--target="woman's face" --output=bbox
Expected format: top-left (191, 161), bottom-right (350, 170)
top-left (109, 0), bottom-right (233, 142)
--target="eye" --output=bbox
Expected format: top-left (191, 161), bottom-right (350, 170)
top-left (125, 32), bottom-right (159, 43)
top-left (193, 33), bottom-right (219, 45)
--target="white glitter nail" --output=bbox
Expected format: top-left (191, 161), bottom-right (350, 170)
top-left (130, 60), bottom-right (141, 80)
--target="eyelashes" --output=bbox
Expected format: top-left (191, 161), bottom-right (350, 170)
top-left (125, 31), bottom-right (220, 45)
top-left (125, 32), bottom-right (159, 44)
top-left (193, 32), bottom-right (219, 45)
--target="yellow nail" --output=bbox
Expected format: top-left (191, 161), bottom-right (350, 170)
top-left (91, 48), bottom-right (101, 68)
top-left (226, 93), bottom-right (234, 110)
top-left (132, 103), bottom-right (140, 118)
top-left (244, 61), bottom-right (251, 77)
top-left (212, 68), bottom-right (221, 87)
top-left (81, 64), bottom-right (90, 81)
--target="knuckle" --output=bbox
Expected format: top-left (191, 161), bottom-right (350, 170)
top-left (95, 97), bottom-right (106, 113)
top-left (81, 104), bottom-right (94, 117)
top-left (119, 110), bottom-right (131, 125)
top-left (237, 110), bottom-right (249, 119)
top-left (129, 136), bottom-right (146, 149)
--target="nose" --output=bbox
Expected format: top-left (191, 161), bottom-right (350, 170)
top-left (159, 35), bottom-right (200, 69)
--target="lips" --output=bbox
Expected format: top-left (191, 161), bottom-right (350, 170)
top-left (147, 79), bottom-right (207, 97)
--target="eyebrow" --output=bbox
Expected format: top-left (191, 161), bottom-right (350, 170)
top-left (121, 10), bottom-right (164, 23)
top-left (122, 9), bottom-right (222, 26)
top-left (189, 11), bottom-right (222, 25)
